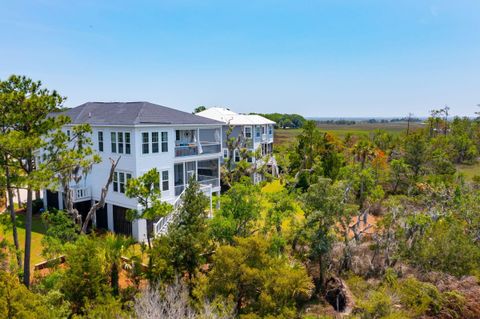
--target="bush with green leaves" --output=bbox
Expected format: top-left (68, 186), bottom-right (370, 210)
top-left (200, 235), bottom-right (313, 318)
top-left (407, 217), bottom-right (480, 276)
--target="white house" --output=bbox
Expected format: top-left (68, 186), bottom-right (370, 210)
top-left (196, 107), bottom-right (277, 183)
top-left (44, 102), bottom-right (223, 242)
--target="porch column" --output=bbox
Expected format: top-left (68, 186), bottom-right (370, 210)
top-left (132, 219), bottom-right (147, 243)
top-left (42, 190), bottom-right (47, 210)
top-left (58, 191), bottom-right (63, 210)
top-left (132, 203), bottom-right (147, 242)
top-left (107, 203), bottom-right (114, 231)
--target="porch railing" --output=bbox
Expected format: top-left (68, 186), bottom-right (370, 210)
top-left (200, 142), bottom-right (221, 154)
top-left (198, 176), bottom-right (220, 188)
top-left (72, 186), bottom-right (91, 202)
top-left (175, 145), bottom-right (198, 157)
top-left (154, 183), bottom-right (213, 236)
top-left (175, 142), bottom-right (221, 157)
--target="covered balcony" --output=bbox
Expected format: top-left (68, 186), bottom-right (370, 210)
top-left (71, 185), bottom-right (91, 202)
top-left (174, 159), bottom-right (220, 196)
top-left (175, 128), bottom-right (221, 157)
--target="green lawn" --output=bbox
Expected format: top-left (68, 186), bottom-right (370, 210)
top-left (0, 212), bottom-right (47, 267)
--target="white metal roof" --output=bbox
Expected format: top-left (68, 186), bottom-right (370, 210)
top-left (196, 107), bottom-right (275, 125)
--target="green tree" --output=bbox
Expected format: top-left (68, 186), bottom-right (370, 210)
top-left (60, 235), bottom-right (110, 313)
top-left (389, 159), bottom-right (410, 194)
top-left (102, 233), bottom-right (134, 296)
top-left (193, 105), bottom-right (207, 114)
top-left (297, 178), bottom-right (357, 290)
top-left (210, 178), bottom-right (261, 244)
top-left (167, 178), bottom-right (210, 285)
top-left (203, 236), bottom-right (313, 317)
top-left (41, 209), bottom-right (79, 262)
top-left (0, 75), bottom-right (66, 287)
top-left (42, 122), bottom-right (103, 232)
top-left (408, 217), bottom-right (480, 276)
top-left (0, 271), bottom-right (59, 318)
top-left (125, 168), bottom-right (172, 247)
top-left (403, 132), bottom-right (427, 180)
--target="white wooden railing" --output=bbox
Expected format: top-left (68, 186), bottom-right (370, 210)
top-left (72, 186), bottom-right (91, 202)
top-left (154, 183), bottom-right (213, 236)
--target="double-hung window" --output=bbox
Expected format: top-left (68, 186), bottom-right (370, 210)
top-left (268, 125), bottom-right (273, 135)
top-left (118, 132), bottom-right (124, 153)
top-left (161, 170), bottom-right (169, 191)
top-left (255, 126), bottom-right (261, 138)
top-left (142, 132), bottom-right (149, 154)
top-left (244, 126), bottom-right (252, 139)
top-left (113, 171), bottom-right (132, 194)
top-left (152, 132), bottom-right (159, 153)
top-left (161, 132), bottom-right (168, 152)
top-left (223, 149), bottom-right (229, 159)
top-left (98, 131), bottom-right (104, 152)
top-left (125, 132), bottom-right (131, 154)
top-left (111, 131), bottom-right (130, 154)
top-left (235, 150), bottom-right (240, 162)
top-left (111, 132), bottom-right (117, 153)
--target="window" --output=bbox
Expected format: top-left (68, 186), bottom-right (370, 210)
top-left (125, 132), bottom-right (131, 154)
top-left (142, 132), bottom-right (149, 154)
top-left (223, 149), bottom-right (229, 159)
top-left (118, 132), bottom-right (124, 154)
top-left (161, 170), bottom-right (169, 191)
top-left (255, 126), bottom-right (261, 138)
top-left (268, 125), bottom-right (273, 135)
top-left (244, 126), bottom-right (252, 138)
top-left (113, 172), bottom-right (118, 192)
top-left (111, 131), bottom-right (130, 154)
top-left (113, 171), bottom-right (132, 194)
top-left (161, 132), bottom-right (168, 152)
top-left (66, 130), bottom-right (71, 139)
top-left (152, 132), bottom-right (159, 153)
top-left (262, 126), bottom-right (266, 134)
top-left (111, 132), bottom-right (117, 153)
top-left (98, 131), bottom-right (104, 152)
top-left (234, 150), bottom-right (240, 162)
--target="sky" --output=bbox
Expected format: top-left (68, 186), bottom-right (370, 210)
top-left (1, 0), bottom-right (480, 117)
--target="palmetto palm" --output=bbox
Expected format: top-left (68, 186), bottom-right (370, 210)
top-left (103, 233), bottom-right (135, 295)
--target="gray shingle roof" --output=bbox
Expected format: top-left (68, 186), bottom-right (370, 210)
top-left (55, 102), bottom-right (223, 126)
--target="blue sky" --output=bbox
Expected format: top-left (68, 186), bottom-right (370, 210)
top-left (1, 0), bottom-right (479, 117)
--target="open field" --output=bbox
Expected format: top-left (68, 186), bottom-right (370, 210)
top-left (457, 162), bottom-right (480, 180)
top-left (275, 122), bottom-right (424, 146)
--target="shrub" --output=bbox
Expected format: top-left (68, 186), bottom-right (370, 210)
top-left (398, 277), bottom-right (442, 316)
top-left (409, 217), bottom-right (480, 276)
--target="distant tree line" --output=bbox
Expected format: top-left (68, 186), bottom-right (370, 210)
top-left (251, 113), bottom-right (307, 129)
top-left (316, 119), bottom-right (357, 125)
top-left (316, 117), bottom-right (424, 125)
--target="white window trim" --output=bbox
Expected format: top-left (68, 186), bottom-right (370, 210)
top-left (161, 170), bottom-right (169, 192)
top-left (244, 126), bottom-right (252, 139)
top-left (161, 131), bottom-right (168, 153)
top-left (113, 170), bottom-right (133, 194)
top-left (141, 132), bottom-right (150, 154)
top-left (98, 131), bottom-right (104, 152)
top-left (111, 131), bottom-right (131, 155)
top-left (151, 132), bottom-right (159, 153)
